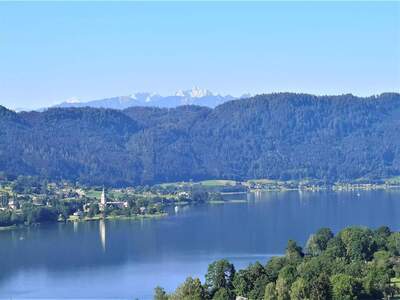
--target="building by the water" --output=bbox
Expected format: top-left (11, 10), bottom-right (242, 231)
top-left (99, 188), bottom-right (128, 211)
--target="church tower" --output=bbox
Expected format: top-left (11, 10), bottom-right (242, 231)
top-left (99, 187), bottom-right (106, 211)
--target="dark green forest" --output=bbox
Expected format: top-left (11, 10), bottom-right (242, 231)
top-left (155, 226), bottom-right (400, 300)
top-left (1, 93), bottom-right (399, 186)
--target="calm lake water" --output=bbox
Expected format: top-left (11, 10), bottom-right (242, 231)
top-left (0, 190), bottom-right (400, 299)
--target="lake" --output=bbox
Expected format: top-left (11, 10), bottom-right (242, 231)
top-left (0, 190), bottom-right (400, 299)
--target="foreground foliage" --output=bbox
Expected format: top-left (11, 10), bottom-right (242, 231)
top-left (155, 226), bottom-right (400, 300)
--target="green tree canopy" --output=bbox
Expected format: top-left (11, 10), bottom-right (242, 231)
top-left (205, 259), bottom-right (235, 296)
top-left (306, 228), bottom-right (334, 256)
top-left (331, 274), bottom-right (361, 300)
top-left (154, 286), bottom-right (168, 300)
top-left (290, 278), bottom-right (308, 300)
top-left (169, 277), bottom-right (205, 300)
top-left (264, 282), bottom-right (277, 300)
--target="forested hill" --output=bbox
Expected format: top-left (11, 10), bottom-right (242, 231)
top-left (1, 93), bottom-right (399, 186)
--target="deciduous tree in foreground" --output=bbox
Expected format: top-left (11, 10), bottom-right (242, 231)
top-left (155, 226), bottom-right (400, 300)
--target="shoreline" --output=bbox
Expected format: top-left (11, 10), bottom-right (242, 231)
top-left (1, 186), bottom-right (400, 232)
top-left (248, 184), bottom-right (400, 193)
top-left (208, 199), bottom-right (247, 204)
top-left (0, 213), bottom-right (169, 232)
top-left (0, 225), bottom-right (18, 231)
top-left (66, 212), bottom-right (168, 223)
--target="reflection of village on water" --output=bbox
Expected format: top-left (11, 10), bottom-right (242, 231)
top-left (99, 219), bottom-right (106, 252)
top-left (71, 218), bottom-right (106, 252)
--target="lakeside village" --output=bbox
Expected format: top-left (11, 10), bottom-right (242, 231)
top-left (1, 175), bottom-right (400, 229)
top-left (0, 175), bottom-right (230, 229)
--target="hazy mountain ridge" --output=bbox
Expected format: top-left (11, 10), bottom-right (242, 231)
top-left (53, 87), bottom-right (241, 110)
top-left (1, 92), bottom-right (399, 186)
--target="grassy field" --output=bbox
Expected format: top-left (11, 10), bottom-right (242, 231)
top-left (158, 179), bottom-right (237, 188)
top-left (157, 181), bottom-right (188, 188)
top-left (246, 179), bottom-right (281, 184)
top-left (199, 180), bottom-right (237, 187)
top-left (385, 176), bottom-right (400, 185)
top-left (84, 189), bottom-right (102, 199)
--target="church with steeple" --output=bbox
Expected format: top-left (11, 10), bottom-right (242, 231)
top-left (99, 187), bottom-right (129, 212)
top-left (99, 187), bottom-right (106, 212)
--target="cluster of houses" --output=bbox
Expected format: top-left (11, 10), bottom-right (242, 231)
top-left (0, 193), bottom-right (53, 211)
top-left (0, 183), bottom-right (151, 219)
top-left (73, 188), bottom-right (147, 218)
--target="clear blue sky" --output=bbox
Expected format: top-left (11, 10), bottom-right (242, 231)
top-left (0, 1), bottom-right (399, 110)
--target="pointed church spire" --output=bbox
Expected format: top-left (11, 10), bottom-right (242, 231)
top-left (100, 187), bottom-right (106, 211)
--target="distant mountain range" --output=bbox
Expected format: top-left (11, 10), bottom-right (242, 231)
top-left (52, 87), bottom-right (249, 110)
top-left (1, 92), bottom-right (399, 186)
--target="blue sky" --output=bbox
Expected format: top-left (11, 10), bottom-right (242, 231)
top-left (0, 1), bottom-right (399, 110)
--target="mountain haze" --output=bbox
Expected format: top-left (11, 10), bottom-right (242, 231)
top-left (1, 93), bottom-right (399, 186)
top-left (53, 87), bottom-right (239, 110)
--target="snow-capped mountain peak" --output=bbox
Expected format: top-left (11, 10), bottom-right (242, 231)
top-left (53, 88), bottom-right (244, 110)
top-left (175, 87), bottom-right (213, 98)
top-left (189, 87), bottom-right (213, 98)
top-left (65, 97), bottom-right (81, 104)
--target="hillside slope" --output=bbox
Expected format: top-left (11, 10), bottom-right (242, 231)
top-left (1, 93), bottom-right (399, 186)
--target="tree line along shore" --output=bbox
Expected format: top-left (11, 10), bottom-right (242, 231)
top-left (155, 226), bottom-right (400, 300)
top-left (1, 175), bottom-right (399, 229)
